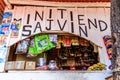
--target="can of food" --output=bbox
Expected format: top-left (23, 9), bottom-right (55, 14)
top-left (38, 58), bottom-right (46, 67)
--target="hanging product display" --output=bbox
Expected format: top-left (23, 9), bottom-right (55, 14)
top-left (0, 48), bottom-right (7, 63)
top-left (6, 33), bottom-right (102, 71)
top-left (0, 24), bottom-right (9, 35)
top-left (64, 36), bottom-right (71, 47)
top-left (71, 37), bottom-right (79, 46)
top-left (0, 35), bottom-right (7, 48)
top-left (0, 12), bottom-right (12, 36)
top-left (56, 36), bottom-right (63, 49)
top-left (10, 22), bottom-right (20, 38)
top-left (34, 34), bottom-right (55, 54)
top-left (103, 35), bottom-right (113, 69)
top-left (49, 34), bottom-right (57, 46)
top-left (16, 39), bottom-right (30, 54)
top-left (103, 36), bottom-right (112, 59)
top-left (27, 37), bottom-right (38, 57)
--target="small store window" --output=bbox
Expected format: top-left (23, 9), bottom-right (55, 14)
top-left (5, 31), bottom-right (105, 71)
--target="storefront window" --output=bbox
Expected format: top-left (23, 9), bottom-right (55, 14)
top-left (5, 32), bottom-right (105, 71)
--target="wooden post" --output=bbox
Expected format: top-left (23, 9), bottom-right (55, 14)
top-left (111, 0), bottom-right (120, 79)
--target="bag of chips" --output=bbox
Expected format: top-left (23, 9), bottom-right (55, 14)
top-left (16, 39), bottom-right (30, 54)
top-left (64, 36), bottom-right (71, 47)
top-left (34, 34), bottom-right (55, 54)
top-left (27, 37), bottom-right (38, 57)
top-left (49, 34), bottom-right (57, 46)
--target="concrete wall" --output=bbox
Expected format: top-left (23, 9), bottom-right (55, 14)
top-left (0, 71), bottom-right (112, 80)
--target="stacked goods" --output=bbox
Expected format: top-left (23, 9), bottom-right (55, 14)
top-left (5, 61), bottom-right (15, 70)
top-left (25, 61), bottom-right (36, 70)
top-left (103, 35), bottom-right (112, 69)
top-left (14, 61), bottom-right (25, 70)
top-left (36, 54), bottom-right (48, 70)
top-left (103, 35), bottom-right (112, 60)
top-left (5, 61), bottom-right (36, 70)
top-left (87, 62), bottom-right (105, 71)
top-left (7, 33), bottom-right (100, 71)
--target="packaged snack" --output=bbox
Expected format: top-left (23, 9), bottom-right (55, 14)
top-left (103, 35), bottom-right (111, 42)
top-left (28, 38), bottom-right (38, 54)
top-left (16, 39), bottom-right (30, 54)
top-left (49, 34), bottom-right (57, 46)
top-left (1, 24), bottom-right (9, 35)
top-left (27, 37), bottom-right (38, 57)
top-left (2, 12), bottom-right (12, 24)
top-left (64, 36), bottom-right (71, 47)
top-left (34, 34), bottom-right (55, 53)
top-left (71, 37), bottom-right (79, 46)
top-left (56, 36), bottom-right (63, 49)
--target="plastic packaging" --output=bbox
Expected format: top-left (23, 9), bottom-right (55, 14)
top-left (27, 37), bottom-right (38, 57)
top-left (49, 34), bottom-right (57, 46)
top-left (16, 39), bottom-right (30, 54)
top-left (34, 34), bottom-right (55, 53)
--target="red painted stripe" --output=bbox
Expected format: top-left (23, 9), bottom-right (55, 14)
top-left (39, 0), bottom-right (110, 2)
top-left (0, 0), bottom-right (5, 10)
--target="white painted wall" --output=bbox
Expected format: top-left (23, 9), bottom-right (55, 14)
top-left (0, 71), bottom-right (112, 80)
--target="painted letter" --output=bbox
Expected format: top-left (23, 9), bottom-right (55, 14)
top-left (34, 22), bottom-right (42, 33)
top-left (88, 18), bottom-right (97, 29)
top-left (57, 20), bottom-right (67, 30)
top-left (99, 20), bottom-right (108, 31)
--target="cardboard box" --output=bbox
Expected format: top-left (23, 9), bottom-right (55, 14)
top-left (5, 61), bottom-right (15, 70)
top-left (15, 61), bottom-right (25, 70)
top-left (25, 61), bottom-right (36, 70)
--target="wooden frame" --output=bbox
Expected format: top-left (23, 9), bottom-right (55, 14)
top-left (4, 0), bottom-right (110, 10)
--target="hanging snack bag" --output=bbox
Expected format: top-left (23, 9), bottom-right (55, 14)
top-left (16, 42), bottom-right (21, 53)
top-left (27, 37), bottom-right (38, 57)
top-left (71, 37), bottom-right (79, 46)
top-left (49, 34), bottom-right (57, 46)
top-left (103, 35), bottom-right (112, 69)
top-left (106, 40), bottom-right (113, 49)
top-left (16, 39), bottom-right (30, 54)
top-left (64, 36), bottom-right (71, 47)
top-left (56, 36), bottom-right (63, 49)
top-left (34, 34), bottom-right (55, 53)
